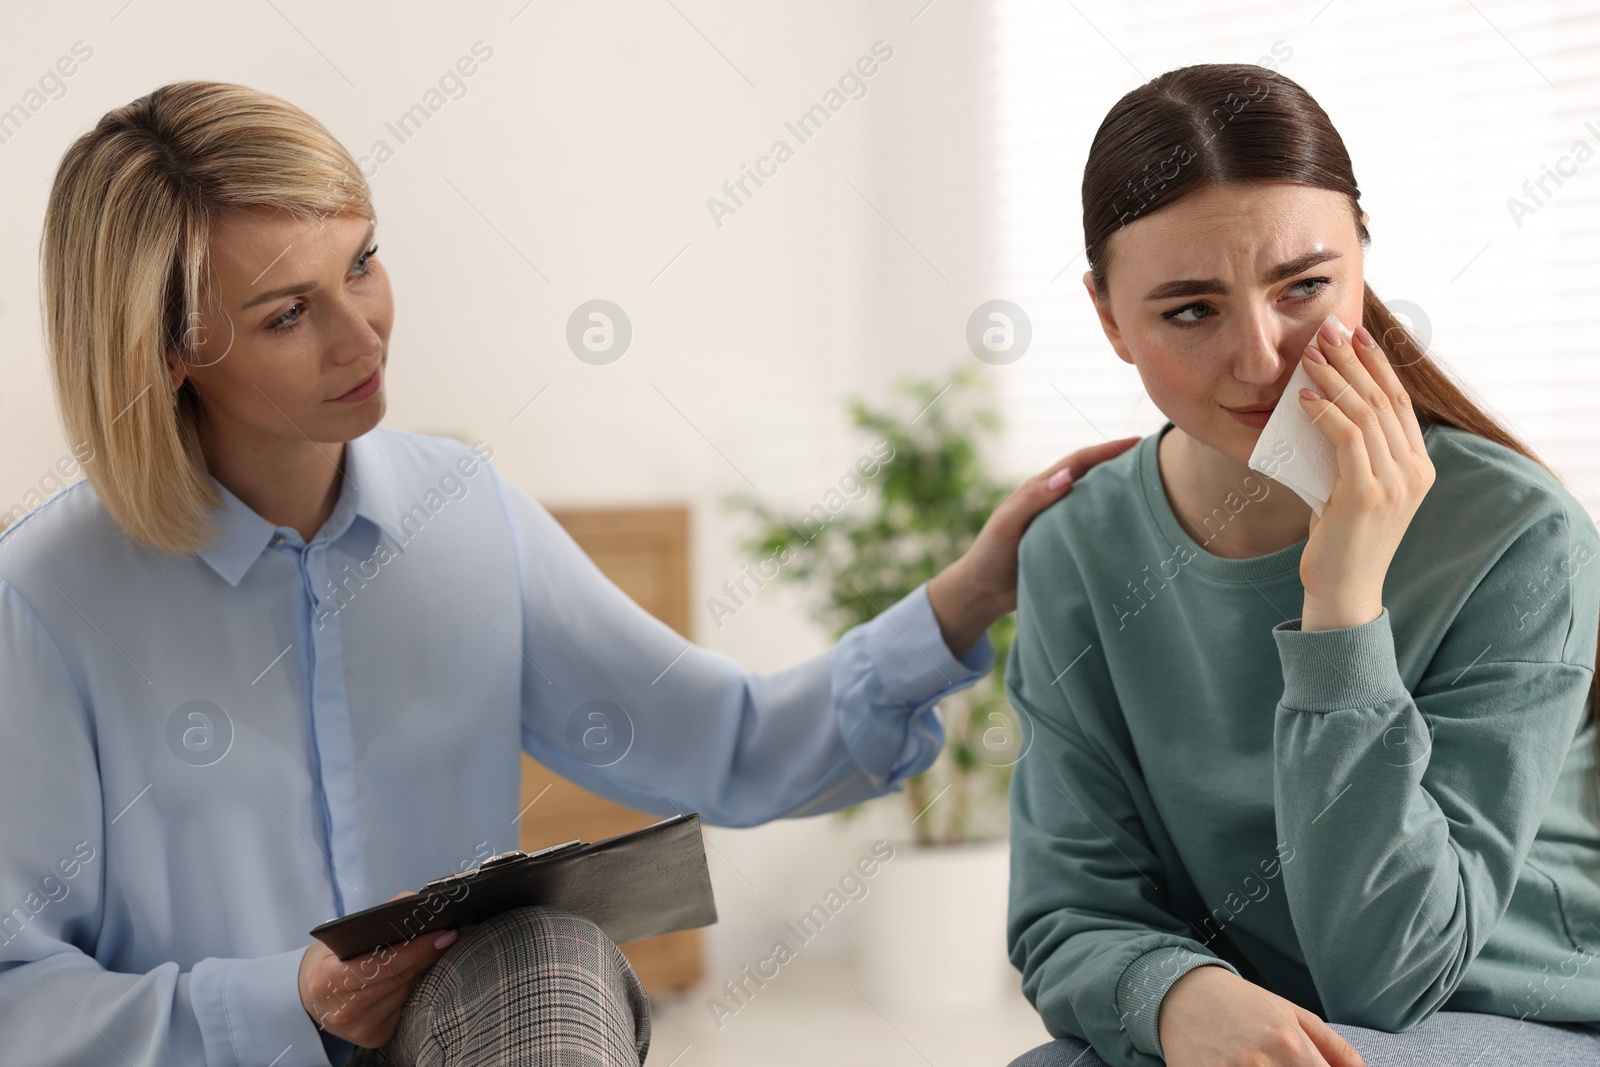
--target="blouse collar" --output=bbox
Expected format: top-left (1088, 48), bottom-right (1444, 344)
top-left (194, 430), bottom-right (404, 586)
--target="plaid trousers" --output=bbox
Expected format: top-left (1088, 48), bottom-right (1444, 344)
top-left (347, 905), bottom-right (652, 1067)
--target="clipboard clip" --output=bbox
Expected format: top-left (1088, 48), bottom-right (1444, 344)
top-left (422, 840), bottom-right (584, 892)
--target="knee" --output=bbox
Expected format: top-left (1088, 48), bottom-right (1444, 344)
top-left (392, 905), bottom-right (652, 1064)
top-left (481, 906), bottom-right (646, 1006)
top-left (507, 907), bottom-right (651, 1055)
top-left (523, 904), bottom-right (605, 941)
top-left (487, 905), bottom-right (624, 966)
top-left (484, 903), bottom-right (602, 939)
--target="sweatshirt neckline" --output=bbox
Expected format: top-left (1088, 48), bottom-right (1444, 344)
top-left (1136, 421), bottom-right (1307, 582)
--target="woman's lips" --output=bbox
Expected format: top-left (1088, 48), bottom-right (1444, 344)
top-left (1225, 405), bottom-right (1274, 429)
top-left (331, 366), bottom-right (381, 404)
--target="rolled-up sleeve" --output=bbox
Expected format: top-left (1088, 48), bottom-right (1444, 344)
top-left (833, 580), bottom-right (994, 787)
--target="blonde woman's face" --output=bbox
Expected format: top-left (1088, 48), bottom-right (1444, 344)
top-left (1084, 181), bottom-right (1368, 465)
top-left (171, 207), bottom-right (392, 446)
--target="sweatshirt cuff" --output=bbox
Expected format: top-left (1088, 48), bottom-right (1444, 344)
top-left (191, 946), bottom-right (333, 1067)
top-left (1116, 947), bottom-right (1238, 1058)
top-left (1271, 607), bottom-right (1411, 713)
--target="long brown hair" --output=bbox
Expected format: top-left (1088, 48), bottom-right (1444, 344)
top-left (1080, 62), bottom-right (1599, 784)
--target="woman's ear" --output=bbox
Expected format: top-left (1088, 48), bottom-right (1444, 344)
top-left (1082, 271), bottom-right (1135, 366)
top-left (164, 347), bottom-right (188, 394)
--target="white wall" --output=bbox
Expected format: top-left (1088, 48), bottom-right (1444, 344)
top-left (0, 0), bottom-right (1003, 973)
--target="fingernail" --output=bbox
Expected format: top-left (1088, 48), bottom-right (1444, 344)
top-left (1318, 316), bottom-right (1343, 347)
top-left (1299, 387), bottom-right (1320, 401)
top-left (1303, 343), bottom-right (1328, 365)
top-left (1354, 324), bottom-right (1375, 348)
top-left (432, 930), bottom-right (458, 950)
top-left (1047, 470), bottom-right (1073, 492)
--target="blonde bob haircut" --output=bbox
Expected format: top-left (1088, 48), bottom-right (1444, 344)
top-left (40, 80), bottom-right (373, 555)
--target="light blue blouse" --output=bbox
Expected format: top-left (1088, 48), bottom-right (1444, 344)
top-left (0, 427), bottom-right (992, 1067)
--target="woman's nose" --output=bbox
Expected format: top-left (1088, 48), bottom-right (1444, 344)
top-left (325, 296), bottom-right (382, 364)
top-left (1230, 314), bottom-right (1296, 383)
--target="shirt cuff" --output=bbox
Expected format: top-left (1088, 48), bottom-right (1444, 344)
top-left (191, 946), bottom-right (333, 1067)
top-left (861, 581), bottom-right (994, 705)
top-left (834, 582), bottom-right (994, 786)
top-left (1116, 947), bottom-right (1239, 1058)
top-left (1271, 606), bottom-right (1411, 713)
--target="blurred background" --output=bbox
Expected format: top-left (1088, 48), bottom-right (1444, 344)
top-left (2, 1), bottom-right (1597, 1063)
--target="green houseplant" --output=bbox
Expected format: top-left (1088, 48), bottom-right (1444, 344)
top-left (724, 366), bottom-right (1023, 846)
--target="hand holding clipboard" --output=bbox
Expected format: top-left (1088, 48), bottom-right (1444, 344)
top-left (309, 813), bottom-right (718, 961)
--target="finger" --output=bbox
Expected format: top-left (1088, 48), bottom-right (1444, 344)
top-left (1305, 337), bottom-right (1395, 483)
top-left (341, 928), bottom-right (457, 991)
top-left (1333, 324), bottom-right (1414, 467)
top-left (1309, 321), bottom-right (1403, 480)
top-left (1351, 324), bottom-right (1427, 458)
top-left (1298, 370), bottom-right (1375, 496)
top-left (315, 945), bottom-right (429, 1027)
top-left (1299, 1010), bottom-right (1368, 1067)
top-left (365, 983), bottom-right (418, 1029)
top-left (385, 931), bottom-right (457, 985)
top-left (1309, 327), bottom-right (1398, 481)
top-left (342, 991), bottom-right (410, 1051)
top-left (1243, 989), bottom-right (1335, 1067)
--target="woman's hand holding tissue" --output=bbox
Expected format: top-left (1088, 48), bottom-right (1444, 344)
top-left (1294, 313), bottom-right (1436, 632)
top-left (926, 435), bottom-right (1141, 657)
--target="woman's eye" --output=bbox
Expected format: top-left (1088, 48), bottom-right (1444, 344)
top-left (266, 244), bottom-right (380, 334)
top-left (269, 302), bottom-right (304, 333)
top-left (1289, 275), bottom-right (1332, 299)
top-left (1160, 276), bottom-right (1333, 330)
top-left (1162, 302), bottom-right (1212, 328)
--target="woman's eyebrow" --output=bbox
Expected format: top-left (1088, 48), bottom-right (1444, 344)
top-left (1142, 249), bottom-right (1343, 301)
top-left (239, 220), bottom-right (378, 311)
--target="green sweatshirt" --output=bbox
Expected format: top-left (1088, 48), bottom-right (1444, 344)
top-left (1005, 419), bottom-right (1600, 1067)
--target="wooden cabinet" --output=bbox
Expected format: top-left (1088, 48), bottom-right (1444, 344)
top-left (516, 506), bottom-right (703, 994)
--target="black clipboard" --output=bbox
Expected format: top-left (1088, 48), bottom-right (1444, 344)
top-left (309, 813), bottom-right (717, 960)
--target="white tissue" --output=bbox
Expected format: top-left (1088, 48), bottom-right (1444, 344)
top-left (1246, 317), bottom-right (1352, 515)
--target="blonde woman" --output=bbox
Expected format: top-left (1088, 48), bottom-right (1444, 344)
top-left (0, 81), bottom-right (1131, 1067)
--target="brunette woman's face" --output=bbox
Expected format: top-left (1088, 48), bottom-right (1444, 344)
top-left (1084, 181), bottom-right (1368, 464)
top-left (168, 208), bottom-right (393, 447)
